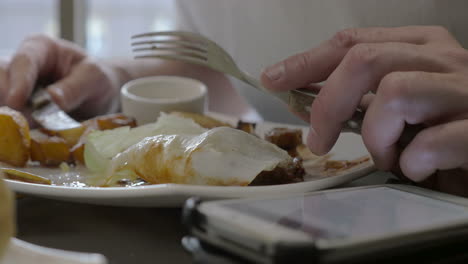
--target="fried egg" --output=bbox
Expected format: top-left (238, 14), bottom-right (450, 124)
top-left (99, 114), bottom-right (293, 186)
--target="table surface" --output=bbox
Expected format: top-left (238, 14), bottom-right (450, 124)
top-left (15, 172), bottom-right (391, 264)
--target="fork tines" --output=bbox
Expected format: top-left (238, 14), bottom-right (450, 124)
top-left (131, 31), bottom-right (210, 66)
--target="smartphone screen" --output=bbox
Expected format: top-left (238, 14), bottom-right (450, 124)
top-left (223, 187), bottom-right (468, 241)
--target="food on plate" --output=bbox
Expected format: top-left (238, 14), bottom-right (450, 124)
top-left (0, 172), bottom-right (14, 258)
top-left (2, 168), bottom-right (51, 185)
top-left (295, 144), bottom-right (370, 176)
top-left (70, 140), bottom-right (87, 164)
top-left (84, 113), bottom-right (304, 186)
top-left (40, 125), bottom-right (87, 147)
top-left (84, 113), bottom-right (206, 174)
top-left (265, 127), bottom-right (303, 157)
top-left (265, 127), bottom-right (303, 150)
top-left (0, 107), bottom-right (31, 167)
top-left (82, 113), bottom-right (137, 130)
top-left (324, 156), bottom-right (371, 172)
top-left (170, 111), bottom-right (232, 129)
top-left (0, 108), bottom-right (370, 188)
top-left (236, 121), bottom-right (256, 134)
top-left (0, 112), bottom-right (136, 168)
top-left (30, 130), bottom-right (71, 166)
top-left (65, 114), bottom-right (137, 165)
top-left (41, 113), bottom-right (137, 147)
top-left (249, 157), bottom-right (304, 185)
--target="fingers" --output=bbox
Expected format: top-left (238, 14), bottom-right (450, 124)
top-left (6, 54), bottom-right (39, 109)
top-left (399, 119), bottom-right (468, 182)
top-left (307, 43), bottom-right (449, 155)
top-left (47, 59), bottom-right (116, 116)
top-left (261, 26), bottom-right (459, 92)
top-left (5, 35), bottom-right (87, 111)
top-left (362, 72), bottom-right (468, 170)
top-left (0, 61), bottom-right (7, 105)
top-left (5, 35), bottom-right (57, 109)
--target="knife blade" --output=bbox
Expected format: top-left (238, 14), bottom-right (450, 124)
top-left (31, 89), bottom-right (82, 131)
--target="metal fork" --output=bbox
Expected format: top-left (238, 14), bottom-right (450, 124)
top-left (130, 31), bottom-right (365, 134)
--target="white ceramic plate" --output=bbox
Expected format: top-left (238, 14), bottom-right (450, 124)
top-left (1, 238), bottom-right (106, 264)
top-left (4, 116), bottom-right (375, 207)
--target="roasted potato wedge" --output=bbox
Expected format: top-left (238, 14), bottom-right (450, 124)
top-left (41, 125), bottom-right (87, 147)
top-left (2, 168), bottom-right (51, 185)
top-left (42, 113), bottom-right (136, 148)
top-left (0, 107), bottom-right (30, 167)
top-left (71, 143), bottom-right (85, 164)
top-left (70, 126), bottom-right (96, 164)
top-left (94, 113), bottom-right (137, 130)
top-left (81, 113), bottom-right (137, 130)
top-left (170, 111), bottom-right (231, 129)
top-left (30, 130), bottom-right (71, 166)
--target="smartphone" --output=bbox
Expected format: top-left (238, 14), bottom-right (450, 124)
top-left (183, 185), bottom-right (468, 264)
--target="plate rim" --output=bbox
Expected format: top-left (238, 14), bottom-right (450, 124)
top-left (5, 163), bottom-right (375, 199)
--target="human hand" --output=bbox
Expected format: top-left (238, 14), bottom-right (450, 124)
top-left (261, 26), bottom-right (468, 189)
top-left (0, 34), bottom-right (122, 119)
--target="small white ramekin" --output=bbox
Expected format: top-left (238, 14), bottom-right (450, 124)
top-left (121, 76), bottom-right (207, 125)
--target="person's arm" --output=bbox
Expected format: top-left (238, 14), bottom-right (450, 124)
top-left (0, 34), bottom-right (253, 120)
top-left (261, 26), bottom-right (468, 189)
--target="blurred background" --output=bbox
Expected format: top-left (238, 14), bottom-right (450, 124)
top-left (0, 0), bottom-right (179, 58)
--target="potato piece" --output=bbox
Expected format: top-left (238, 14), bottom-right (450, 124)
top-left (30, 130), bottom-right (71, 166)
top-left (70, 125), bottom-right (98, 164)
top-left (0, 107), bottom-right (30, 167)
top-left (71, 142), bottom-right (85, 164)
top-left (89, 113), bottom-right (137, 130)
top-left (41, 125), bottom-right (87, 147)
top-left (81, 113), bottom-right (135, 130)
top-left (171, 111), bottom-right (231, 129)
top-left (2, 168), bottom-right (51, 185)
top-left (41, 114), bottom-right (135, 147)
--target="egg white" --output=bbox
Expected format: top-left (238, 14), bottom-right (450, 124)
top-left (105, 115), bottom-right (292, 186)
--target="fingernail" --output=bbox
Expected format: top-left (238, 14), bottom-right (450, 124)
top-left (307, 126), bottom-right (321, 155)
top-left (263, 62), bottom-right (285, 81)
top-left (47, 85), bottom-right (66, 107)
top-left (5, 89), bottom-right (22, 110)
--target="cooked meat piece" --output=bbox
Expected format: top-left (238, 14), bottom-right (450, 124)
top-left (249, 157), bottom-right (305, 186)
top-left (265, 127), bottom-right (303, 150)
top-left (324, 156), bottom-right (371, 172)
top-left (236, 121), bottom-right (256, 134)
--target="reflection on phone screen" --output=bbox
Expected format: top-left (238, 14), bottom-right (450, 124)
top-left (225, 187), bottom-right (468, 240)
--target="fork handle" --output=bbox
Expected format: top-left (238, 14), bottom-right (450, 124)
top-left (289, 89), bottom-right (424, 148)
